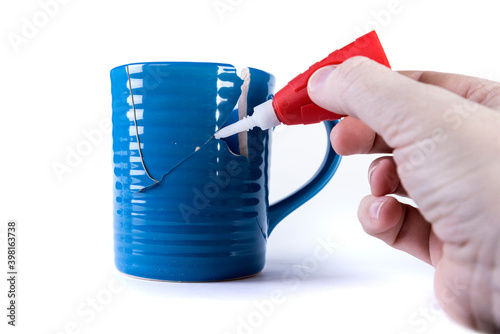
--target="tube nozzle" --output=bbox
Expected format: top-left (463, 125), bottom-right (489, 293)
top-left (214, 100), bottom-right (281, 139)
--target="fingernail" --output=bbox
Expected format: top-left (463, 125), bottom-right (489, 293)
top-left (368, 162), bottom-right (379, 184)
top-left (308, 65), bottom-right (337, 93)
top-left (369, 198), bottom-right (387, 220)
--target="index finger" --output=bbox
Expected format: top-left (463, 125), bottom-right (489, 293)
top-left (398, 71), bottom-right (500, 110)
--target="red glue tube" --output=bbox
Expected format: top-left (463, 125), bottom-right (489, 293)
top-left (214, 31), bottom-right (391, 139)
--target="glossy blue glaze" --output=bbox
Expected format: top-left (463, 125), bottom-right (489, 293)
top-left (110, 62), bottom-right (341, 281)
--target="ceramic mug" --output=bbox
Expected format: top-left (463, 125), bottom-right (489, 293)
top-left (110, 62), bottom-right (341, 282)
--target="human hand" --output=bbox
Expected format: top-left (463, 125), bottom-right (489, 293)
top-left (307, 57), bottom-right (500, 332)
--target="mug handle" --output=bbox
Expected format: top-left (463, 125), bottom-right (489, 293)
top-left (267, 120), bottom-right (341, 236)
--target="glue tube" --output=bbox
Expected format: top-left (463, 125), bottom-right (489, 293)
top-left (214, 31), bottom-right (391, 139)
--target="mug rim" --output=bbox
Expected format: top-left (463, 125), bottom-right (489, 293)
top-left (110, 61), bottom-right (274, 80)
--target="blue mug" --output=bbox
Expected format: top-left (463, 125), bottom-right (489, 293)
top-left (110, 62), bottom-right (341, 281)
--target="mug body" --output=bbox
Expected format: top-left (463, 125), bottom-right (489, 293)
top-left (111, 62), bottom-right (275, 281)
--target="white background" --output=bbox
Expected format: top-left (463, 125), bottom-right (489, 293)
top-left (1, 0), bottom-right (499, 333)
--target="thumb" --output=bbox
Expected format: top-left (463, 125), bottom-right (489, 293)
top-left (307, 56), bottom-right (477, 149)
